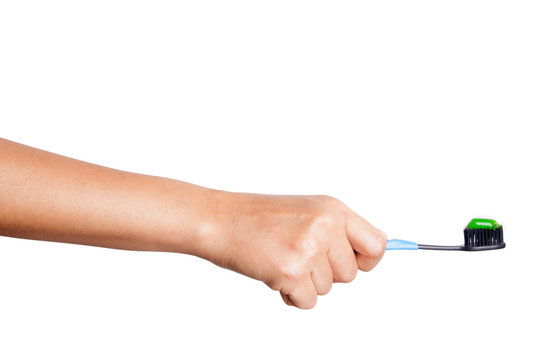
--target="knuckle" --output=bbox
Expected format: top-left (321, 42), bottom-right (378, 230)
top-left (359, 263), bottom-right (373, 273)
top-left (367, 230), bottom-right (387, 258)
top-left (279, 262), bottom-right (307, 282)
top-left (337, 266), bottom-right (358, 283)
top-left (314, 194), bottom-right (339, 204)
top-left (317, 281), bottom-right (333, 295)
top-left (299, 236), bottom-right (321, 258)
top-left (313, 195), bottom-right (345, 209)
top-left (299, 296), bottom-right (317, 310)
top-left (309, 211), bottom-right (339, 233)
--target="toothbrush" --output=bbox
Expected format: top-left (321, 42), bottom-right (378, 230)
top-left (386, 218), bottom-right (505, 251)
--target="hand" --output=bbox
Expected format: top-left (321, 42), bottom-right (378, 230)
top-left (203, 192), bottom-right (387, 309)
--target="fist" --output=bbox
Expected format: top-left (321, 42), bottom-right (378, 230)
top-left (203, 192), bottom-right (387, 309)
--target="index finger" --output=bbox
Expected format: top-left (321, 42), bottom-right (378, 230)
top-left (342, 208), bottom-right (387, 272)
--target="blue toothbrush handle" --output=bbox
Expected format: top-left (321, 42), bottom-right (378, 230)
top-left (386, 239), bottom-right (419, 250)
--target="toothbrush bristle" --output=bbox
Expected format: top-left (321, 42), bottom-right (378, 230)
top-left (463, 226), bottom-right (505, 250)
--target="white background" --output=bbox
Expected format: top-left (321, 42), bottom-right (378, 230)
top-left (1, 1), bottom-right (533, 359)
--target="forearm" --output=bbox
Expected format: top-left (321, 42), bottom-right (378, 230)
top-left (0, 138), bottom-right (215, 255)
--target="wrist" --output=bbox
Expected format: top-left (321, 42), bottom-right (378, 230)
top-left (188, 188), bottom-right (232, 263)
top-left (155, 182), bottom-right (226, 259)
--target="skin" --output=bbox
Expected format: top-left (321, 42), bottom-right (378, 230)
top-left (0, 138), bottom-right (387, 309)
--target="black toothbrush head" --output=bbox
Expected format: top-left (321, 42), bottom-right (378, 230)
top-left (463, 218), bottom-right (505, 251)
